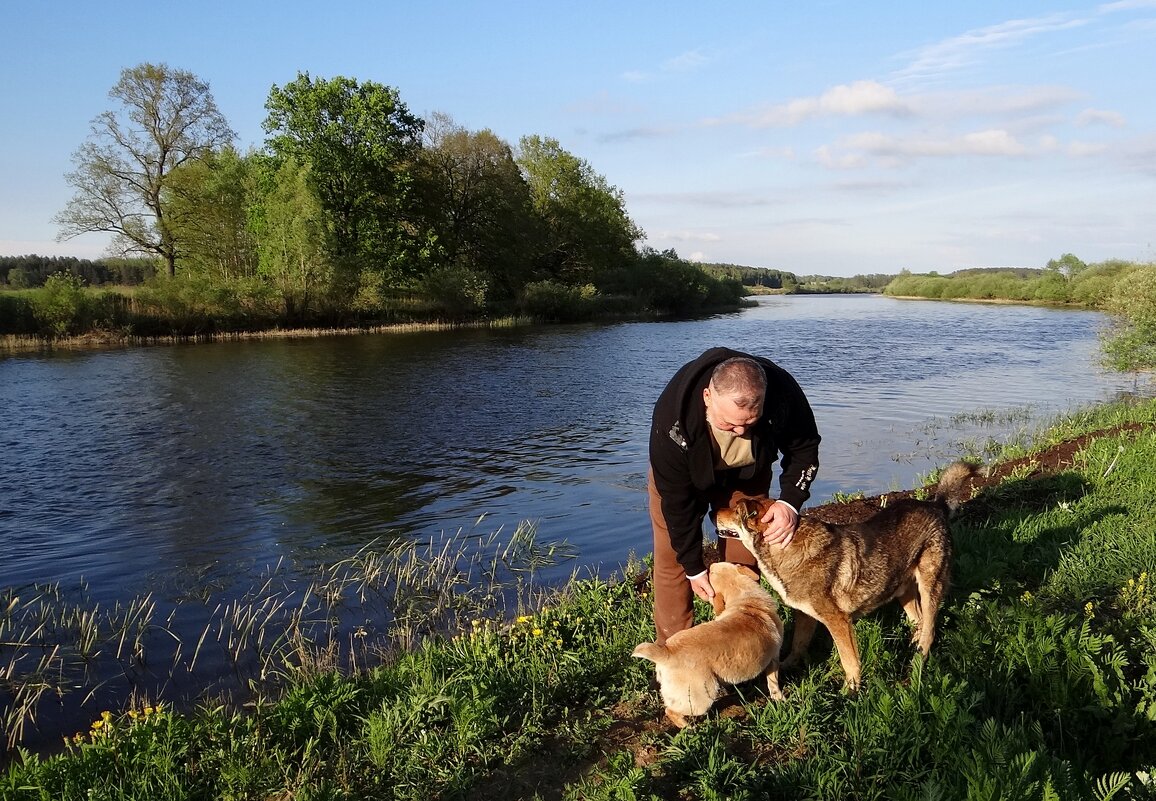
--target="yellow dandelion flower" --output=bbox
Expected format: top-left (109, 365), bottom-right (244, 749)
top-left (472, 619), bottom-right (482, 627)
top-left (532, 628), bottom-right (543, 636)
top-left (101, 711), bottom-right (112, 720)
top-left (91, 720), bottom-right (104, 730)
top-left (1021, 591), bottom-right (1033, 603)
top-left (555, 639), bottom-right (563, 647)
top-left (128, 710), bottom-right (140, 720)
top-left (144, 706), bottom-right (155, 716)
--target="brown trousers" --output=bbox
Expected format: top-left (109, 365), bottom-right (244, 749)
top-left (648, 470), bottom-right (760, 645)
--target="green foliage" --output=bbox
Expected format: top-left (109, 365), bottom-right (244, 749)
top-left (414, 113), bottom-right (539, 303)
top-left (263, 72), bottom-right (425, 292)
top-left (517, 134), bottom-right (642, 288)
top-left (165, 145), bottom-right (258, 281)
top-left (250, 155), bottom-right (333, 321)
top-left (1102, 265), bottom-right (1156, 372)
top-left (28, 272), bottom-right (88, 337)
top-left (518, 279), bottom-right (599, 321)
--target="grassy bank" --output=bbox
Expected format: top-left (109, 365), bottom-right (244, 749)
top-left (4, 399), bottom-right (1156, 800)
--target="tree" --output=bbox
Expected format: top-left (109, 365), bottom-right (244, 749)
top-left (516, 135), bottom-right (642, 287)
top-left (251, 156), bottom-right (332, 321)
top-left (1045, 253), bottom-right (1088, 281)
top-left (55, 63), bottom-right (235, 277)
top-left (262, 74), bottom-right (424, 295)
top-left (164, 146), bottom-right (258, 280)
top-left (415, 113), bottom-right (538, 302)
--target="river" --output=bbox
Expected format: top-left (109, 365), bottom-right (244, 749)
top-left (0, 294), bottom-right (1144, 749)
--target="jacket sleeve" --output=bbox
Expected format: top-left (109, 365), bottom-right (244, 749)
top-left (649, 421), bottom-right (708, 577)
top-left (768, 367), bottom-right (821, 510)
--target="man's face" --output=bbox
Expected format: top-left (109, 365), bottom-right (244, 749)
top-left (703, 385), bottom-right (761, 436)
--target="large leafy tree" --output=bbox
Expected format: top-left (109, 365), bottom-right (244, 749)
top-left (415, 113), bottom-right (538, 302)
top-left (262, 74), bottom-right (424, 294)
top-left (55, 63), bottom-right (235, 277)
top-left (516, 135), bottom-right (642, 287)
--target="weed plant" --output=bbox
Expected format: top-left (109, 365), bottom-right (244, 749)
top-left (4, 399), bottom-right (1156, 799)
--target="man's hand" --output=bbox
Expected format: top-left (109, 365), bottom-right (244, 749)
top-left (688, 571), bottom-right (715, 602)
top-left (760, 500), bottom-right (799, 548)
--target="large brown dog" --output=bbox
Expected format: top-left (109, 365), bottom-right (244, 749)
top-left (633, 561), bottom-right (785, 727)
top-left (714, 461), bottom-right (978, 690)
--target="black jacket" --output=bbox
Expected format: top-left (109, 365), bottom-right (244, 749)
top-left (649, 347), bottom-right (820, 576)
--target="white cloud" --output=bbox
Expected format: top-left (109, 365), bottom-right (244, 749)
top-left (709, 80), bottom-right (913, 128)
top-left (822, 129), bottom-right (1030, 166)
top-left (662, 49), bottom-right (709, 72)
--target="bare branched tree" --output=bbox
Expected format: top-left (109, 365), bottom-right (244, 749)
top-left (55, 63), bottom-right (235, 277)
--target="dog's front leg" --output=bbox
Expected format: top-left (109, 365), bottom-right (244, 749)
top-left (822, 615), bottom-right (862, 691)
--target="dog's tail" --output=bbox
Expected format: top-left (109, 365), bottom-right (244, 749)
top-left (933, 460), bottom-right (982, 512)
top-left (632, 642), bottom-right (670, 664)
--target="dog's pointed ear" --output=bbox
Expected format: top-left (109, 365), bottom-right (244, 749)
top-left (738, 499), bottom-right (761, 527)
top-left (735, 564), bottom-right (760, 583)
top-left (632, 642), bottom-right (665, 663)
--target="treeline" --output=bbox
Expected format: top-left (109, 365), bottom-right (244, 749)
top-left (698, 263), bottom-right (893, 294)
top-left (0, 255), bottom-right (156, 288)
top-left (4, 64), bottom-right (746, 339)
top-left (882, 255), bottom-right (1137, 307)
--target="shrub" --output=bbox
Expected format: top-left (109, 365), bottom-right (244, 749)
top-left (29, 272), bottom-right (89, 337)
top-left (518, 280), bottom-right (597, 322)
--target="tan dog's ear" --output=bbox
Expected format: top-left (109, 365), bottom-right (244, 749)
top-left (735, 564), bottom-right (760, 583)
top-left (710, 593), bottom-right (726, 616)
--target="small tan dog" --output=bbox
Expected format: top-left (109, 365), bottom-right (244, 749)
top-left (633, 561), bottom-right (785, 728)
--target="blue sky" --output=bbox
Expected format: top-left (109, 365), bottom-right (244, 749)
top-left (2, 1), bottom-right (1154, 276)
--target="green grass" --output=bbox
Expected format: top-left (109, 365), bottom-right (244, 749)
top-left (4, 399), bottom-right (1156, 800)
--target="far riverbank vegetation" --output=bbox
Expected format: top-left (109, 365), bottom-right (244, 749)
top-left (5, 62), bottom-right (1152, 370)
top-left (3, 396), bottom-right (1155, 798)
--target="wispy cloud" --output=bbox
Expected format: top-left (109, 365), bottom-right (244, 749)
top-left (596, 126), bottom-right (677, 144)
top-left (662, 49), bottom-right (709, 72)
top-left (1076, 108), bottom-right (1127, 127)
top-left (622, 48), bottom-right (712, 83)
top-left (892, 13), bottom-right (1089, 86)
top-left (630, 191), bottom-right (783, 209)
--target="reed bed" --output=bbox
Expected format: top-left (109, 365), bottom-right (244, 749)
top-left (0, 315), bottom-right (532, 353)
top-left (0, 521), bottom-right (575, 752)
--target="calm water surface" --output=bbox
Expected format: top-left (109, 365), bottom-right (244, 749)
top-left (0, 295), bottom-right (1141, 601)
